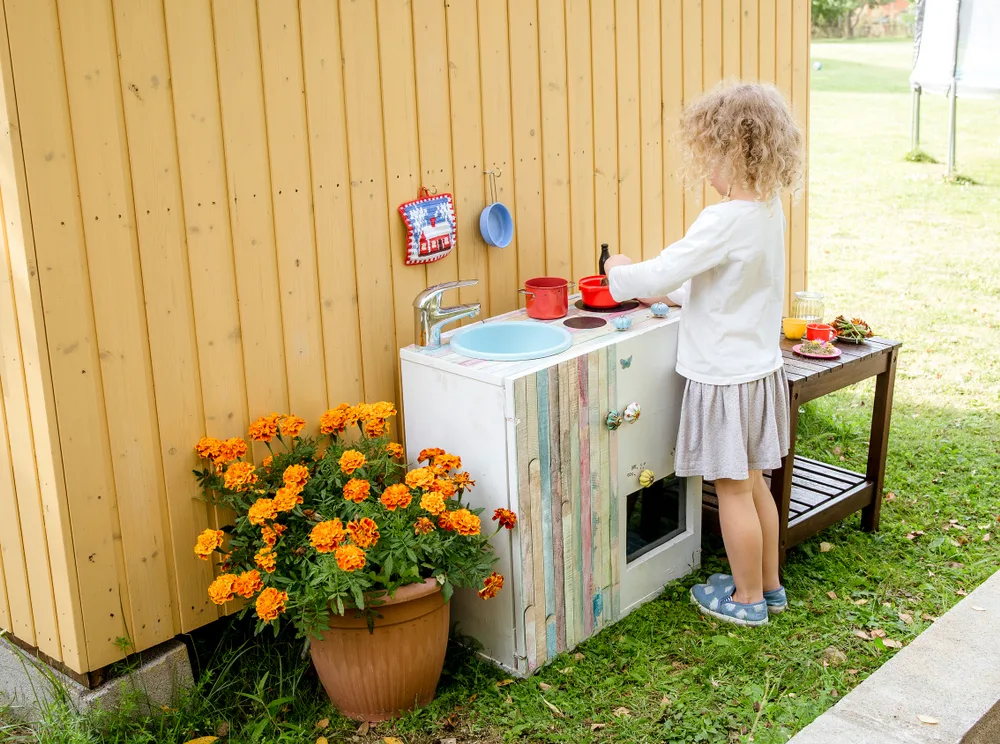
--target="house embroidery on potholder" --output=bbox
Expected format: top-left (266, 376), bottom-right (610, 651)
top-left (399, 191), bottom-right (457, 266)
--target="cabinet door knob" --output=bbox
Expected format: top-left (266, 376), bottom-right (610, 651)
top-left (624, 402), bottom-right (641, 423)
top-left (639, 469), bottom-right (655, 488)
top-left (605, 410), bottom-right (623, 431)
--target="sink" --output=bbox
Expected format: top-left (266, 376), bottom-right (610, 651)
top-left (449, 321), bottom-right (573, 361)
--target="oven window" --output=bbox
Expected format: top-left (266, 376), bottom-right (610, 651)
top-left (625, 474), bottom-right (686, 563)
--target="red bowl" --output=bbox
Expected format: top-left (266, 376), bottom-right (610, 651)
top-left (578, 275), bottom-right (618, 308)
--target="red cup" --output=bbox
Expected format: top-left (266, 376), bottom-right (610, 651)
top-left (806, 323), bottom-right (836, 342)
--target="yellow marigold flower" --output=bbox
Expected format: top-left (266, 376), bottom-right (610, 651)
top-left (208, 574), bottom-right (237, 605)
top-left (432, 478), bottom-right (458, 499)
top-left (451, 508), bottom-right (481, 536)
top-left (224, 461), bottom-right (258, 492)
top-left (438, 511), bottom-right (456, 531)
top-left (280, 415), bottom-right (306, 438)
top-left (255, 587), bottom-right (288, 622)
top-left (310, 519), bottom-right (347, 553)
top-left (273, 485), bottom-right (303, 512)
top-left (233, 569), bottom-right (264, 599)
top-left (342, 478), bottom-right (371, 503)
top-left (405, 467), bottom-right (436, 490)
top-left (255, 546), bottom-right (277, 574)
top-left (380, 484), bottom-right (412, 511)
top-left (418, 447), bottom-right (445, 463)
top-left (369, 401), bottom-right (397, 420)
top-left (216, 437), bottom-right (248, 465)
top-left (261, 523), bottom-right (286, 547)
top-left (414, 517), bottom-right (435, 535)
top-left (248, 413), bottom-right (280, 442)
top-left (335, 544), bottom-right (366, 572)
top-left (493, 508), bottom-right (518, 530)
top-left (452, 472), bottom-right (476, 490)
top-left (386, 442), bottom-right (405, 460)
top-left (420, 491), bottom-right (447, 517)
top-left (195, 437), bottom-right (222, 461)
top-left (347, 517), bottom-right (380, 549)
top-left (282, 464), bottom-right (310, 490)
top-left (433, 453), bottom-right (462, 472)
top-left (262, 455), bottom-right (273, 470)
top-left (339, 449), bottom-right (367, 475)
top-left (478, 572), bottom-right (504, 600)
top-left (194, 528), bottom-right (224, 560)
top-left (320, 404), bottom-right (350, 435)
top-left (248, 497), bottom-right (278, 526)
top-left (363, 418), bottom-right (387, 438)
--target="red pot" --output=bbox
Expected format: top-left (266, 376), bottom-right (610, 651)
top-left (578, 275), bottom-right (619, 308)
top-left (519, 277), bottom-right (573, 320)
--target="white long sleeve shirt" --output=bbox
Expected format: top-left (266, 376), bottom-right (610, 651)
top-left (607, 198), bottom-right (786, 386)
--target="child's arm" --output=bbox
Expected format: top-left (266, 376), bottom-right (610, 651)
top-left (606, 209), bottom-right (730, 303)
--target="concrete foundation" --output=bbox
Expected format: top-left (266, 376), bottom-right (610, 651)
top-left (0, 637), bottom-right (193, 722)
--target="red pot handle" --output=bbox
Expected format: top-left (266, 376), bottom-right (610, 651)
top-left (518, 289), bottom-right (535, 298)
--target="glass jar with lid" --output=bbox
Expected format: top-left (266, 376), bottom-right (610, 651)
top-left (792, 291), bottom-right (825, 323)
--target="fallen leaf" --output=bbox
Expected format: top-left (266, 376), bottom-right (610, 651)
top-left (984, 533), bottom-right (992, 542)
top-left (574, 652), bottom-right (585, 661)
top-left (383, 738), bottom-right (404, 744)
top-left (506, 694), bottom-right (513, 704)
top-left (853, 599), bottom-right (868, 606)
top-left (468, 694), bottom-right (478, 703)
top-left (854, 630), bottom-right (871, 641)
top-left (870, 628), bottom-right (887, 638)
top-left (820, 542), bottom-right (833, 553)
top-left (823, 647), bottom-right (847, 666)
top-left (559, 667), bottom-right (573, 675)
top-left (957, 589), bottom-right (968, 596)
top-left (846, 669), bottom-right (859, 675)
top-left (949, 539), bottom-right (961, 548)
top-left (899, 613), bottom-right (913, 625)
top-left (440, 739), bottom-right (457, 744)
top-left (542, 699), bottom-right (565, 718)
top-left (316, 738), bottom-right (328, 744)
top-left (917, 715), bottom-right (940, 725)
top-left (315, 719), bottom-right (330, 730)
top-left (827, 591), bottom-right (838, 600)
top-left (539, 682), bottom-right (552, 691)
top-left (883, 639), bottom-right (903, 649)
top-left (922, 613), bottom-right (939, 622)
top-left (496, 679), bottom-right (514, 687)
top-left (660, 695), bottom-right (672, 706)
top-left (613, 707), bottom-right (631, 718)
top-left (711, 678), bottom-right (721, 688)
top-left (971, 606), bottom-right (986, 612)
top-left (216, 721), bottom-right (230, 737)
top-left (184, 739), bottom-right (218, 744)
top-left (591, 723), bottom-right (607, 731)
top-left (357, 721), bottom-right (370, 736)
top-left (885, 492), bottom-right (896, 501)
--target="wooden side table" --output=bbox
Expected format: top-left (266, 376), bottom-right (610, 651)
top-left (703, 337), bottom-right (901, 565)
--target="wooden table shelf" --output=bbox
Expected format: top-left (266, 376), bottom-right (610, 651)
top-left (702, 336), bottom-right (902, 565)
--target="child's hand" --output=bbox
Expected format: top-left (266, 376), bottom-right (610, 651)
top-left (602, 254), bottom-right (632, 274)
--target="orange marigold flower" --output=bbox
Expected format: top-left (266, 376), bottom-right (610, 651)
top-left (220, 553), bottom-right (232, 573)
top-left (195, 437), bottom-right (222, 461)
top-left (233, 569), bottom-right (264, 599)
top-left (433, 453), bottom-right (462, 472)
top-left (255, 587), bottom-right (288, 622)
top-left (414, 517), bottom-right (436, 535)
top-left (418, 447), bottom-right (445, 463)
top-left (343, 478), bottom-right (371, 503)
top-left (335, 544), bottom-right (366, 572)
top-left (420, 491), bottom-right (447, 516)
top-left (432, 478), bottom-right (458, 499)
top-left (380, 483), bottom-right (412, 511)
top-left (450, 508), bottom-right (481, 536)
top-left (363, 418), bottom-right (387, 438)
top-left (216, 437), bottom-right (248, 465)
top-left (208, 574), bottom-right (237, 605)
top-left (283, 464), bottom-right (310, 490)
top-left (254, 546), bottom-right (277, 574)
top-left (247, 497), bottom-right (278, 526)
top-left (452, 472), bottom-right (476, 490)
top-left (478, 572), bottom-right (504, 600)
top-left (262, 455), bottom-right (273, 470)
top-left (280, 415), bottom-right (306, 438)
top-left (310, 519), bottom-right (347, 553)
top-left (273, 485), bottom-right (303, 512)
top-left (345, 405), bottom-right (364, 428)
top-left (493, 508), bottom-right (518, 530)
top-left (369, 401), bottom-right (397, 420)
top-left (405, 467), bottom-right (436, 490)
top-left (339, 449), bottom-right (367, 475)
top-left (224, 461), bottom-right (258, 492)
top-left (248, 413), bottom-right (280, 442)
top-left (386, 442), bottom-right (405, 460)
top-left (347, 517), bottom-right (380, 549)
top-left (194, 528), bottom-right (224, 560)
top-left (320, 403), bottom-right (350, 435)
top-left (261, 524), bottom-right (288, 547)
top-left (438, 512), bottom-right (456, 531)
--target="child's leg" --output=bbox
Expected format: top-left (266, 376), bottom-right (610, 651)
top-left (750, 470), bottom-right (781, 592)
top-left (714, 477), bottom-right (765, 605)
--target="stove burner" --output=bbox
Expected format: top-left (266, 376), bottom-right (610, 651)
top-left (574, 299), bottom-right (641, 313)
top-left (563, 317), bottom-right (608, 330)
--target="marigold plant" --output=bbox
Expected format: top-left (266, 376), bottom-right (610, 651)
top-left (193, 406), bottom-right (515, 637)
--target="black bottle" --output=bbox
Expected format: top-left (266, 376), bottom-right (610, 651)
top-left (599, 243), bottom-right (611, 275)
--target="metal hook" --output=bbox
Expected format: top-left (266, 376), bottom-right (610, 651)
top-left (483, 166), bottom-right (501, 204)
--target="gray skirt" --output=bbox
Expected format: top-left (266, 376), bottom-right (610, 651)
top-left (675, 367), bottom-right (790, 482)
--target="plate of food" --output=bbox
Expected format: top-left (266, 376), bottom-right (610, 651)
top-left (833, 316), bottom-right (874, 344)
top-left (793, 340), bottom-right (842, 359)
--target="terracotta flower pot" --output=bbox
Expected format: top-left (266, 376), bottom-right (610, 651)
top-left (309, 578), bottom-right (450, 722)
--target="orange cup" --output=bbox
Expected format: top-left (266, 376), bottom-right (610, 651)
top-left (806, 323), bottom-right (836, 342)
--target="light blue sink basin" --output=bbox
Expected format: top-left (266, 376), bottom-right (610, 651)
top-left (449, 321), bottom-right (573, 361)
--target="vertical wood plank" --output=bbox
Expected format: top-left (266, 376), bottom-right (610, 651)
top-left (615, 0), bottom-right (641, 263)
top-left (337, 0), bottom-right (398, 405)
top-left (741, 0), bottom-right (759, 80)
top-left (587, 350), bottom-right (602, 629)
top-left (682, 0), bottom-right (704, 230)
top-left (639, 0), bottom-right (663, 258)
top-left (566, 358), bottom-right (583, 645)
top-left (723, 0), bottom-right (741, 81)
top-left (213, 0), bottom-right (290, 420)
top-left (576, 355), bottom-right (593, 637)
top-left (557, 362), bottom-right (574, 650)
top-left (525, 372), bottom-right (546, 666)
top-left (596, 347), bottom-right (611, 622)
top-left (662, 1), bottom-right (685, 246)
top-left (545, 366), bottom-right (565, 653)
top-left (565, 0), bottom-right (596, 281)
top-left (606, 345), bottom-right (619, 619)
top-left (508, 0), bottom-right (546, 291)
top-left (703, 0), bottom-right (723, 207)
top-left (478, 0), bottom-right (518, 315)
top-left (790, 0), bottom-right (809, 301)
top-left (513, 378), bottom-right (535, 671)
top-left (258, 0), bottom-right (328, 420)
top-left (299, 0), bottom-right (364, 406)
top-left (775, 0), bottom-right (793, 312)
top-left (758, 0), bottom-right (777, 84)
top-left (590, 0), bottom-right (619, 264)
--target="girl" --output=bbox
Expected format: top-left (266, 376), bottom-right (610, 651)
top-left (604, 82), bottom-right (804, 627)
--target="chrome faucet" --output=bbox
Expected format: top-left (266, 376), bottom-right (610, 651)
top-left (414, 280), bottom-right (481, 347)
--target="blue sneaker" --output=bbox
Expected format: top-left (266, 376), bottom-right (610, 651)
top-left (690, 582), bottom-right (768, 626)
top-left (708, 573), bottom-right (787, 614)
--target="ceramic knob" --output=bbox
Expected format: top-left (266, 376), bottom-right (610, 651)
top-left (612, 315), bottom-right (632, 332)
top-left (623, 402), bottom-right (641, 423)
top-left (650, 302), bottom-right (669, 318)
top-left (605, 410), bottom-right (623, 431)
top-left (639, 469), bottom-right (655, 488)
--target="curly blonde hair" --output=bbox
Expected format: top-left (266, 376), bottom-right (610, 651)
top-left (679, 81), bottom-right (804, 202)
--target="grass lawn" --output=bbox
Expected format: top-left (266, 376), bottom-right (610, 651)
top-left (5, 40), bottom-right (1000, 744)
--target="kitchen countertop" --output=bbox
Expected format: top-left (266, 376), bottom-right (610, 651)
top-left (399, 295), bottom-right (679, 386)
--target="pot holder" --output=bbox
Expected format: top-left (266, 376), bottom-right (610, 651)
top-left (399, 189), bottom-right (457, 266)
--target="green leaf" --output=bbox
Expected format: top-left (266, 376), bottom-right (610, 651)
top-left (441, 580), bottom-right (454, 603)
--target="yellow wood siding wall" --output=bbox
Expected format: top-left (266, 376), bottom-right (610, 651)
top-left (0, 0), bottom-right (809, 674)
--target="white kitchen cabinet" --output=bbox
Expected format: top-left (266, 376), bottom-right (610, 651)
top-left (400, 302), bottom-right (701, 676)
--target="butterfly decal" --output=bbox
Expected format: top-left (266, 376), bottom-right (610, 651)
top-left (620, 356), bottom-right (632, 369)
